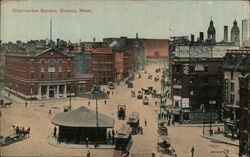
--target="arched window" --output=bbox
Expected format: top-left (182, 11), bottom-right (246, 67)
top-left (40, 60), bottom-right (45, 71)
top-left (49, 60), bottom-right (55, 68)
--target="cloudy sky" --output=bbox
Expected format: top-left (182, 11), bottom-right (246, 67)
top-left (1, 0), bottom-right (249, 43)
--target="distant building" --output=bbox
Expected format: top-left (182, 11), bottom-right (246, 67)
top-left (127, 33), bottom-right (145, 71)
top-left (90, 42), bottom-right (115, 85)
top-left (144, 39), bottom-right (169, 62)
top-left (5, 48), bottom-right (75, 100)
top-left (242, 19), bottom-right (249, 47)
top-left (103, 37), bottom-right (133, 81)
top-left (239, 74), bottom-right (249, 157)
top-left (231, 20), bottom-right (240, 45)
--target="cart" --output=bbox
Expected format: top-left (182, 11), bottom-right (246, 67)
top-left (118, 104), bottom-right (126, 120)
top-left (127, 112), bottom-right (140, 135)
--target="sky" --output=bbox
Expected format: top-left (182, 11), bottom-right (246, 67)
top-left (1, 0), bottom-right (249, 43)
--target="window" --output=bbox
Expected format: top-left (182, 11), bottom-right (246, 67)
top-left (175, 65), bottom-right (181, 73)
top-left (30, 60), bottom-right (35, 69)
top-left (230, 94), bottom-right (235, 104)
top-left (40, 60), bottom-right (45, 71)
top-left (58, 60), bottom-right (63, 71)
top-left (58, 72), bottom-right (62, 79)
top-left (218, 65), bottom-right (222, 72)
top-left (49, 72), bottom-right (54, 80)
top-left (31, 72), bottom-right (34, 79)
top-left (59, 85), bottom-right (64, 94)
top-left (49, 60), bottom-right (55, 68)
top-left (230, 82), bottom-right (235, 92)
top-left (78, 83), bottom-right (85, 92)
top-left (67, 72), bottom-right (71, 78)
top-left (204, 65), bottom-right (208, 72)
top-left (40, 72), bottom-right (45, 80)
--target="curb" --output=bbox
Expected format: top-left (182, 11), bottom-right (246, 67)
top-left (201, 135), bottom-right (239, 146)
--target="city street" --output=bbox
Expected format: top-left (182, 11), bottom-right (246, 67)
top-left (0, 63), bottom-right (238, 157)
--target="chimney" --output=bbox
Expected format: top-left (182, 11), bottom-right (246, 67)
top-left (56, 38), bottom-right (60, 47)
top-left (224, 26), bottom-right (228, 42)
top-left (200, 32), bottom-right (204, 43)
top-left (191, 34), bottom-right (194, 43)
top-left (136, 33), bottom-right (138, 39)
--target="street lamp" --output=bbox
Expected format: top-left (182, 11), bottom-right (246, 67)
top-left (67, 82), bottom-right (72, 111)
top-left (200, 104), bottom-right (205, 135)
top-left (93, 88), bottom-right (100, 148)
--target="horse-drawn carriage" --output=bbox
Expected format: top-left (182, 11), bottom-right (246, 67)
top-left (0, 99), bottom-right (13, 108)
top-left (158, 121), bottom-right (168, 136)
top-left (0, 126), bottom-right (30, 146)
top-left (137, 91), bottom-right (143, 99)
top-left (141, 87), bottom-right (153, 95)
top-left (148, 74), bottom-right (153, 79)
top-left (154, 76), bottom-right (160, 82)
top-left (118, 104), bottom-right (126, 120)
top-left (127, 82), bottom-right (133, 88)
top-left (127, 112), bottom-right (140, 135)
top-left (157, 137), bottom-right (175, 156)
top-left (143, 96), bottom-right (149, 105)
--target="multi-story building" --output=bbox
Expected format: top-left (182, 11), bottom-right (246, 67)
top-left (242, 19), bottom-right (249, 47)
top-left (91, 42), bottom-right (115, 85)
top-left (103, 37), bottom-right (133, 81)
top-left (239, 74), bottom-right (249, 157)
top-left (223, 48), bottom-right (250, 139)
top-left (5, 47), bottom-right (75, 100)
top-left (127, 33), bottom-right (145, 72)
top-left (170, 56), bottom-right (224, 123)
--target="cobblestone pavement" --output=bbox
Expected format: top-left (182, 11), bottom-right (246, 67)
top-left (0, 62), bottom-right (238, 157)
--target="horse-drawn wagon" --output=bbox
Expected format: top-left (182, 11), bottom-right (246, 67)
top-left (0, 126), bottom-right (30, 146)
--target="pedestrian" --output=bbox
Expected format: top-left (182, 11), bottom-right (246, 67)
top-left (88, 101), bottom-right (90, 106)
top-left (104, 99), bottom-right (107, 105)
top-left (53, 126), bottom-right (57, 138)
top-left (25, 102), bottom-right (27, 108)
top-left (86, 150), bottom-right (90, 157)
top-left (49, 109), bottom-right (52, 115)
top-left (155, 101), bottom-right (157, 106)
top-left (108, 130), bottom-right (111, 141)
top-left (85, 137), bottom-right (89, 147)
top-left (8, 92), bottom-right (10, 97)
top-left (144, 119), bottom-right (147, 127)
top-left (112, 129), bottom-right (115, 144)
top-left (140, 126), bottom-right (143, 135)
top-left (191, 146), bottom-right (194, 157)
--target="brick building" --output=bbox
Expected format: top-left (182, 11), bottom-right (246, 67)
top-left (5, 48), bottom-right (75, 100)
top-left (103, 37), bottom-right (133, 81)
top-left (222, 49), bottom-right (250, 138)
top-left (239, 74), bottom-right (249, 157)
top-left (170, 57), bottom-right (224, 123)
top-left (91, 42), bottom-right (115, 85)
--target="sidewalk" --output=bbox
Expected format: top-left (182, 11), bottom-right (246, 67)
top-left (201, 133), bottom-right (239, 146)
top-left (48, 134), bottom-right (115, 149)
top-left (1, 91), bottom-right (89, 105)
top-left (170, 123), bottom-right (224, 127)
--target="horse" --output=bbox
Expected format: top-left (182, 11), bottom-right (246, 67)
top-left (23, 127), bottom-right (30, 138)
top-left (4, 102), bottom-right (12, 107)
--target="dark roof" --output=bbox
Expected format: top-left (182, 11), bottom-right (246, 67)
top-left (51, 106), bottom-right (114, 128)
